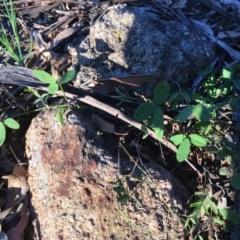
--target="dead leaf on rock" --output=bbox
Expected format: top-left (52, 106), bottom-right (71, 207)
top-left (91, 113), bottom-right (127, 135)
top-left (2, 166), bottom-right (29, 208)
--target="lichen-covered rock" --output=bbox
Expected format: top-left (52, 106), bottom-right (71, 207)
top-left (26, 110), bottom-right (189, 239)
top-left (72, 4), bottom-right (214, 96)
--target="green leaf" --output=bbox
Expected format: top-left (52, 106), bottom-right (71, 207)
top-left (213, 217), bottom-right (224, 225)
top-left (233, 78), bottom-right (240, 91)
top-left (181, 92), bottom-right (191, 103)
top-left (189, 134), bottom-right (207, 147)
top-left (221, 68), bottom-right (233, 80)
top-left (176, 138), bottom-right (190, 162)
top-left (33, 70), bottom-right (56, 84)
top-left (4, 118), bottom-right (19, 129)
top-left (0, 122), bottom-right (6, 146)
top-left (167, 92), bottom-right (179, 104)
top-left (196, 65), bottom-right (213, 76)
top-left (205, 145), bottom-right (218, 153)
top-left (230, 96), bottom-right (240, 112)
top-left (219, 208), bottom-right (240, 223)
top-left (152, 107), bottom-right (164, 140)
top-left (113, 184), bottom-right (125, 193)
top-left (153, 81), bottom-right (170, 105)
top-left (59, 70), bottom-right (75, 84)
top-left (205, 196), bottom-right (218, 215)
top-left (219, 167), bottom-right (230, 176)
top-left (231, 173), bottom-right (240, 190)
top-left (48, 82), bottom-right (59, 94)
top-left (118, 194), bottom-right (129, 203)
top-left (173, 105), bottom-right (193, 123)
top-left (55, 108), bottom-right (64, 126)
top-left (192, 104), bottom-right (211, 122)
top-left (170, 134), bottom-right (185, 146)
top-left (134, 102), bottom-right (155, 121)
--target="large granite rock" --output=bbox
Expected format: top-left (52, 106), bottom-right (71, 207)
top-left (25, 110), bottom-right (189, 239)
top-left (71, 4), bottom-right (215, 96)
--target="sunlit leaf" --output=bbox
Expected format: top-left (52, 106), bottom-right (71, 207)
top-left (154, 81), bottom-right (170, 105)
top-left (219, 167), bottom-right (230, 176)
top-left (221, 68), bottom-right (233, 80)
top-left (48, 82), bottom-right (59, 94)
top-left (55, 108), bottom-right (64, 126)
top-left (0, 122), bottom-right (6, 146)
top-left (134, 102), bottom-right (155, 121)
top-left (205, 196), bottom-right (218, 215)
top-left (33, 70), bottom-right (56, 84)
top-left (4, 118), bottom-right (19, 129)
top-left (152, 107), bottom-right (164, 140)
top-left (176, 138), bottom-right (190, 162)
top-left (192, 104), bottom-right (211, 122)
top-left (219, 208), bottom-right (240, 223)
top-left (59, 70), bottom-right (75, 84)
top-left (170, 134), bottom-right (185, 146)
top-left (189, 134), bottom-right (207, 147)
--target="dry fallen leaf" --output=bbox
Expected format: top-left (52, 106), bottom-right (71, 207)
top-left (2, 166), bottom-right (29, 208)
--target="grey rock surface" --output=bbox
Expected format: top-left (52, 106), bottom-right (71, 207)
top-left (71, 4), bottom-right (215, 96)
top-left (26, 110), bottom-right (189, 239)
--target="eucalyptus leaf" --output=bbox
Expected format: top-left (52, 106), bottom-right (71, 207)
top-left (134, 102), bottom-right (155, 121)
top-left (0, 122), bottom-right (6, 146)
top-left (33, 70), bottom-right (56, 84)
top-left (4, 118), bottom-right (19, 129)
top-left (153, 81), bottom-right (170, 105)
top-left (176, 138), bottom-right (190, 162)
top-left (59, 70), bottom-right (75, 84)
top-left (152, 107), bottom-right (164, 140)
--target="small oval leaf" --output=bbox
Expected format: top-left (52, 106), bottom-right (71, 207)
top-left (231, 173), bottom-right (240, 190)
top-left (59, 70), bottom-right (76, 84)
top-left (219, 208), bottom-right (240, 223)
top-left (189, 134), bottom-right (207, 147)
top-left (170, 134), bottom-right (185, 146)
top-left (192, 104), bottom-right (211, 122)
top-left (4, 118), bottom-right (20, 129)
top-left (134, 102), bottom-right (155, 121)
top-left (154, 81), bottom-right (170, 105)
top-left (48, 82), bottom-right (59, 94)
top-left (118, 194), bottom-right (129, 203)
top-left (173, 105), bottom-right (193, 123)
top-left (177, 138), bottom-right (191, 162)
top-left (152, 107), bottom-right (164, 140)
top-left (33, 70), bottom-right (56, 84)
top-left (0, 122), bottom-right (6, 146)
